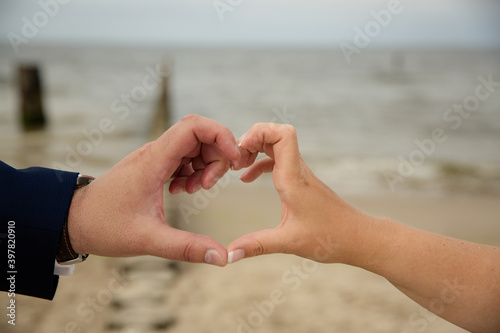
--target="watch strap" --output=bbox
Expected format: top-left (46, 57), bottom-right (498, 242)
top-left (56, 216), bottom-right (87, 264)
top-left (56, 174), bottom-right (94, 265)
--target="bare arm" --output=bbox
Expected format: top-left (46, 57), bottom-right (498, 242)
top-left (229, 123), bottom-right (500, 332)
top-left (363, 218), bottom-right (500, 332)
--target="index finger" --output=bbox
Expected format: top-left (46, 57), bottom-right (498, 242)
top-left (150, 114), bottom-right (240, 181)
top-left (238, 123), bottom-right (301, 187)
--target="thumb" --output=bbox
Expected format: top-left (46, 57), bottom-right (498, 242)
top-left (227, 228), bottom-right (288, 264)
top-left (146, 226), bottom-right (228, 267)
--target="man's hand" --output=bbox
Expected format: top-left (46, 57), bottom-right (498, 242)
top-left (67, 114), bottom-right (240, 266)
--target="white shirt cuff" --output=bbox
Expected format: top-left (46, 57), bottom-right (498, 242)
top-left (54, 260), bottom-right (75, 276)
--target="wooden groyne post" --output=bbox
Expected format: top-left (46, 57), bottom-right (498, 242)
top-left (106, 59), bottom-right (180, 332)
top-left (18, 64), bottom-right (46, 130)
top-left (149, 60), bottom-right (171, 141)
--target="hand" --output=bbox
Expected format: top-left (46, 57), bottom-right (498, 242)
top-left (228, 123), bottom-right (376, 265)
top-left (230, 123), bottom-right (500, 333)
top-left (67, 114), bottom-right (240, 266)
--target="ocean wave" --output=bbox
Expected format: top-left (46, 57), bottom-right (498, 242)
top-left (308, 156), bottom-right (500, 196)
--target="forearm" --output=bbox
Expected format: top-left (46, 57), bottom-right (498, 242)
top-left (233, 122), bottom-right (500, 330)
top-left (351, 217), bottom-right (500, 332)
top-left (0, 162), bottom-right (79, 299)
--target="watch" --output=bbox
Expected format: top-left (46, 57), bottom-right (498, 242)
top-left (56, 174), bottom-right (94, 265)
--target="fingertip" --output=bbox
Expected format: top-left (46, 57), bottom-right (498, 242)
top-left (229, 228), bottom-right (285, 260)
top-left (237, 133), bottom-right (247, 148)
top-left (204, 175), bottom-right (220, 190)
top-left (231, 147), bottom-right (253, 171)
top-left (187, 182), bottom-right (202, 194)
top-left (230, 144), bottom-right (242, 162)
top-left (169, 178), bottom-right (187, 194)
top-left (239, 169), bottom-right (252, 182)
top-left (221, 135), bottom-right (241, 162)
top-left (227, 238), bottom-right (257, 261)
top-left (205, 249), bottom-right (227, 267)
top-left (231, 155), bottom-right (248, 171)
top-left (186, 170), bottom-right (204, 193)
top-left (227, 249), bottom-right (245, 264)
top-left (169, 185), bottom-right (184, 195)
top-left (200, 160), bottom-right (229, 190)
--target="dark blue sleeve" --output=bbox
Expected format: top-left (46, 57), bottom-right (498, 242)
top-left (0, 161), bottom-right (79, 300)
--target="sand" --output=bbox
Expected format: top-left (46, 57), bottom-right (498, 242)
top-left (2, 182), bottom-right (498, 333)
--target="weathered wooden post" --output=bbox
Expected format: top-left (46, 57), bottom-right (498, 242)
top-left (149, 60), bottom-right (171, 141)
top-left (150, 60), bottom-right (179, 229)
top-left (18, 64), bottom-right (46, 130)
top-left (105, 60), bottom-right (180, 332)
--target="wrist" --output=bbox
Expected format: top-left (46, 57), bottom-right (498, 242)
top-left (340, 215), bottom-right (394, 271)
top-left (66, 185), bottom-right (87, 254)
top-left (63, 173), bottom-right (95, 259)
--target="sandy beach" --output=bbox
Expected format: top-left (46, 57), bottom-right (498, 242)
top-left (2, 182), bottom-right (497, 333)
top-left (1, 45), bottom-right (499, 333)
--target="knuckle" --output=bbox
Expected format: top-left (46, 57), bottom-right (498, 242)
top-left (253, 238), bottom-right (266, 256)
top-left (182, 240), bottom-right (195, 262)
top-left (138, 141), bottom-right (154, 156)
top-left (249, 122), bottom-right (267, 133)
top-left (267, 123), bottom-right (296, 142)
top-left (282, 124), bottom-right (297, 136)
top-left (181, 114), bottom-right (200, 123)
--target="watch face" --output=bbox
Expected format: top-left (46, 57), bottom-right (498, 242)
top-left (58, 254), bottom-right (88, 265)
top-left (76, 175), bottom-right (95, 188)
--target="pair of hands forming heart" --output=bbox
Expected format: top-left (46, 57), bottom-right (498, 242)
top-left (67, 114), bottom-right (370, 267)
top-left (66, 115), bottom-right (500, 332)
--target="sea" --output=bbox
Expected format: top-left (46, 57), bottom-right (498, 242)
top-left (0, 44), bottom-right (499, 197)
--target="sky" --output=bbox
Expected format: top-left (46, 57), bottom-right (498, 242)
top-left (0, 0), bottom-right (499, 48)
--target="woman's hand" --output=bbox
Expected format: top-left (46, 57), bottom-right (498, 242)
top-left (228, 123), bottom-right (376, 265)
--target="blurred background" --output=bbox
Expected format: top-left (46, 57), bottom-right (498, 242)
top-left (0, 1), bottom-right (499, 332)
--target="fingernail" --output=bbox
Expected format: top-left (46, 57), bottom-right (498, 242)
top-left (205, 249), bottom-right (223, 266)
top-left (234, 144), bottom-right (241, 155)
top-left (239, 169), bottom-right (249, 180)
top-left (170, 186), bottom-right (185, 195)
top-left (227, 249), bottom-right (245, 264)
top-left (231, 160), bottom-right (242, 171)
top-left (209, 176), bottom-right (220, 188)
top-left (192, 183), bottom-right (202, 193)
top-left (237, 133), bottom-right (247, 148)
